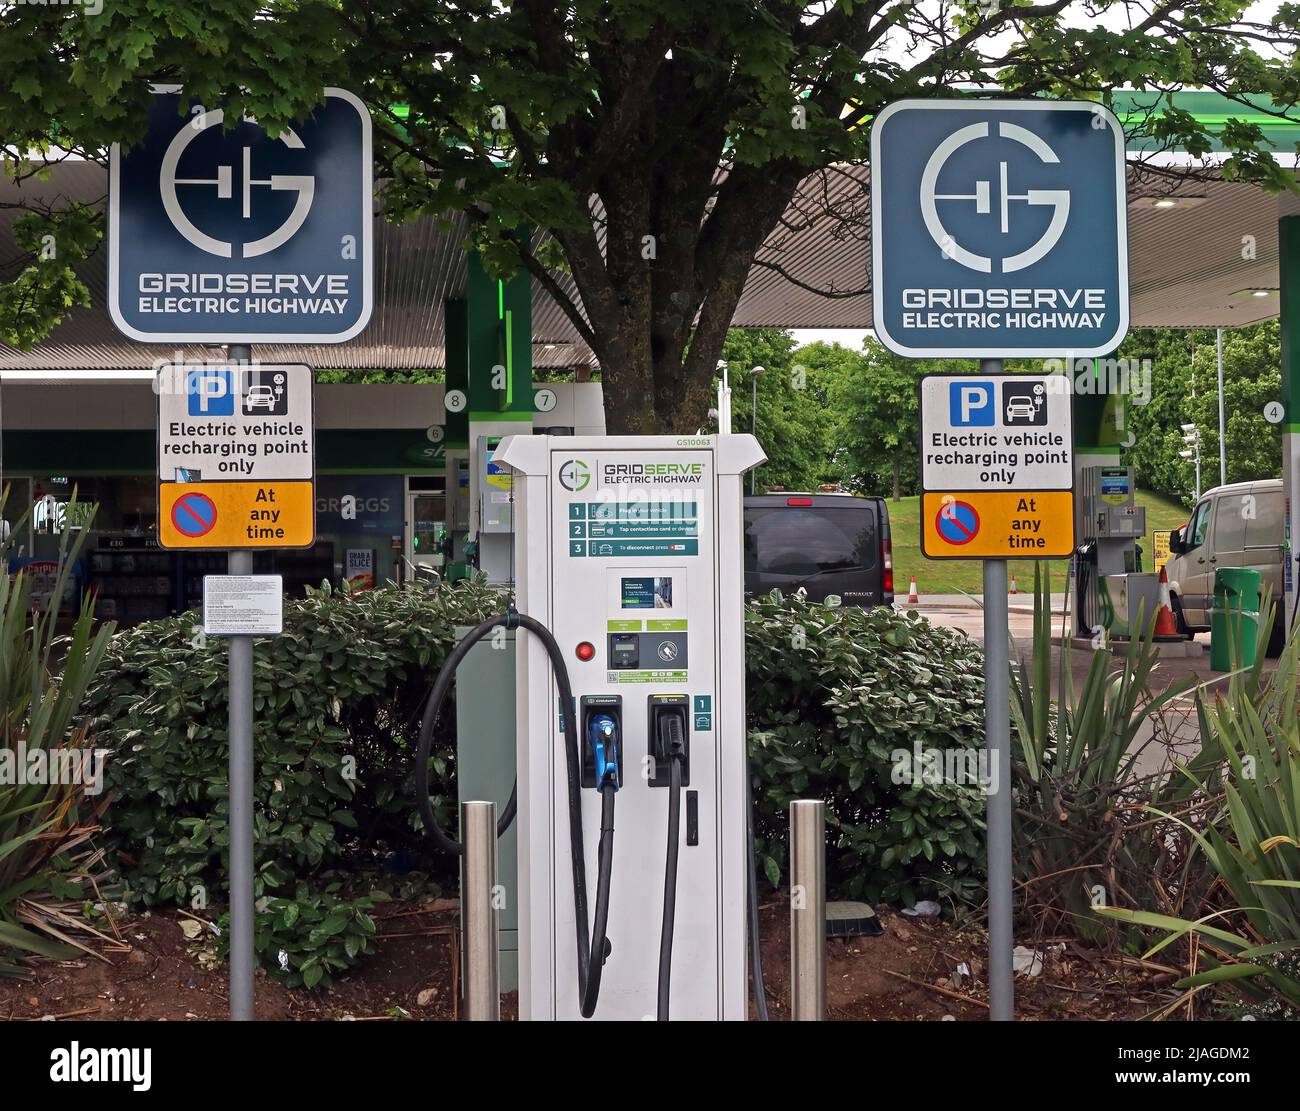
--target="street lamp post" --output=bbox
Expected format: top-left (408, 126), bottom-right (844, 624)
top-left (1180, 423), bottom-right (1201, 501)
top-left (750, 366), bottom-right (764, 495)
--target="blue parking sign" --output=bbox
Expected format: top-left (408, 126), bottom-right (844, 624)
top-left (949, 381), bottom-right (995, 426)
top-left (871, 100), bottom-right (1128, 358)
top-left (109, 88), bottom-right (373, 344)
top-left (187, 369), bottom-right (235, 416)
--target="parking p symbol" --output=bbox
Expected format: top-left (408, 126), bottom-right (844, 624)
top-left (950, 381), bottom-right (995, 426)
top-left (187, 369), bottom-right (235, 416)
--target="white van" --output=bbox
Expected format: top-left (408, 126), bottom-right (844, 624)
top-left (1164, 478), bottom-right (1286, 654)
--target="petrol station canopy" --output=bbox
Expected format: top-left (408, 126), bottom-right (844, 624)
top-left (1, 90), bottom-right (1294, 373)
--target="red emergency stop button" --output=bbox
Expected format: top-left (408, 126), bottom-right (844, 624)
top-left (575, 641), bottom-right (596, 662)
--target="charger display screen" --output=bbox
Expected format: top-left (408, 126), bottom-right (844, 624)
top-left (620, 576), bottom-right (673, 609)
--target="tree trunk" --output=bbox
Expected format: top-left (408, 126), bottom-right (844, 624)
top-left (544, 53), bottom-right (836, 435)
top-left (893, 461), bottom-right (901, 502)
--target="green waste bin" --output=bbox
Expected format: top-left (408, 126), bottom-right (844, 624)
top-left (1210, 567), bottom-right (1262, 671)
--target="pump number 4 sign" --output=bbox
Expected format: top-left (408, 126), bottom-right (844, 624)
top-left (919, 373), bottom-right (1074, 559)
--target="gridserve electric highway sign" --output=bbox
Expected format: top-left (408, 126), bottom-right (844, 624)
top-left (110, 87), bottom-right (373, 343)
top-left (919, 373), bottom-right (1075, 559)
top-left (871, 99), bottom-right (1128, 358)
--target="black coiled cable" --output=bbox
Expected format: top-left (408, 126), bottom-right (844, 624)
top-left (414, 609), bottom-right (615, 1018)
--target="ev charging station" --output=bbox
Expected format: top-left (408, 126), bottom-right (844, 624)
top-left (419, 432), bottom-right (764, 1020)
top-left (499, 434), bottom-right (763, 1020)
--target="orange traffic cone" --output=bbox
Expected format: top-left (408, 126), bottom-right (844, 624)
top-left (1153, 566), bottom-right (1182, 641)
top-left (907, 575), bottom-right (919, 604)
top-left (1009, 575), bottom-right (1018, 595)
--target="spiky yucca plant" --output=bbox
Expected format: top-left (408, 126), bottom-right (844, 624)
top-left (0, 494), bottom-right (115, 975)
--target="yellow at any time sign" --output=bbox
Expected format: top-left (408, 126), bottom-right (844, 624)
top-left (919, 373), bottom-right (1075, 560)
top-left (922, 491), bottom-right (1074, 558)
top-left (160, 481), bottom-right (315, 549)
top-left (156, 364), bottom-right (315, 549)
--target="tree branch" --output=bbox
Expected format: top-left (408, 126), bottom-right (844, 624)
top-left (749, 256), bottom-right (869, 300)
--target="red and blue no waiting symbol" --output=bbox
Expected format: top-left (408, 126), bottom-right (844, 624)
top-left (936, 500), bottom-right (979, 545)
top-left (172, 492), bottom-right (217, 538)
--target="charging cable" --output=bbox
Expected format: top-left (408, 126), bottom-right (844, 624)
top-left (745, 755), bottom-right (770, 1021)
top-left (414, 607), bottom-right (616, 1017)
top-left (655, 712), bottom-right (687, 1020)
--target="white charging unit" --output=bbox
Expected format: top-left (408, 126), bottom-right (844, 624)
top-left (496, 434), bottom-right (764, 1020)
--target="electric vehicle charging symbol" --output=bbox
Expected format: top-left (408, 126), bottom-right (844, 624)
top-left (922, 121), bottom-right (1070, 274)
top-left (936, 500), bottom-right (980, 545)
top-left (160, 110), bottom-right (315, 259)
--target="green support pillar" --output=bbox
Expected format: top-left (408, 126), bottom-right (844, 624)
top-left (465, 251), bottom-right (534, 582)
top-left (445, 298), bottom-right (470, 451)
top-left (467, 251), bottom-right (534, 423)
top-left (440, 297), bottom-right (472, 579)
top-left (1279, 216), bottom-right (1300, 624)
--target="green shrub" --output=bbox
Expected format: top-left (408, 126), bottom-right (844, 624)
top-left (248, 882), bottom-right (382, 989)
top-left (84, 579), bottom-right (503, 984)
top-left (746, 591), bottom-right (988, 907)
top-left (89, 578), bottom-right (994, 985)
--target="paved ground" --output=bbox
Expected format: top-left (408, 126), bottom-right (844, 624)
top-left (902, 598), bottom-right (1275, 776)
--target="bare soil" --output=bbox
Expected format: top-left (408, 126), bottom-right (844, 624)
top-left (0, 900), bottom-right (1164, 1021)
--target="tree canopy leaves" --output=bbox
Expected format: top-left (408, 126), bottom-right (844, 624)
top-left (2, 3), bottom-right (1298, 431)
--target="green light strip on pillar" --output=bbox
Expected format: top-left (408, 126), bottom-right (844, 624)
top-left (505, 308), bottom-right (514, 408)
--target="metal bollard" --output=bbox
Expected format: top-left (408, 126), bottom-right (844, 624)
top-left (789, 799), bottom-right (826, 1020)
top-left (462, 800), bottom-right (500, 1020)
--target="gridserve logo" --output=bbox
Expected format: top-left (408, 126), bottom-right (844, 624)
top-left (109, 87), bottom-right (373, 344)
top-left (918, 120), bottom-right (1069, 274)
top-left (558, 459), bottom-right (591, 492)
top-left (159, 109), bottom-right (315, 259)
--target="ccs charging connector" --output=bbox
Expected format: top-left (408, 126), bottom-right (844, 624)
top-left (589, 715), bottom-right (620, 789)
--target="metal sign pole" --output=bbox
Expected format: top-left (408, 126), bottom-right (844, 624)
top-left (1217, 328), bottom-right (1227, 488)
top-left (226, 343), bottom-right (255, 1021)
top-left (118, 89), bottom-right (350, 1022)
top-left (980, 356), bottom-right (1014, 1022)
top-left (875, 99), bottom-right (1120, 1026)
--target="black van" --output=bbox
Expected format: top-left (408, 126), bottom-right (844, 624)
top-left (743, 493), bottom-right (894, 607)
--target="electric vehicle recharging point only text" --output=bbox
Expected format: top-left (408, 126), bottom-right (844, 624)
top-left (500, 434), bottom-right (763, 1020)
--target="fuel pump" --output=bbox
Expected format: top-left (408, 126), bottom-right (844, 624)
top-left (414, 433), bottom-right (764, 1021)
